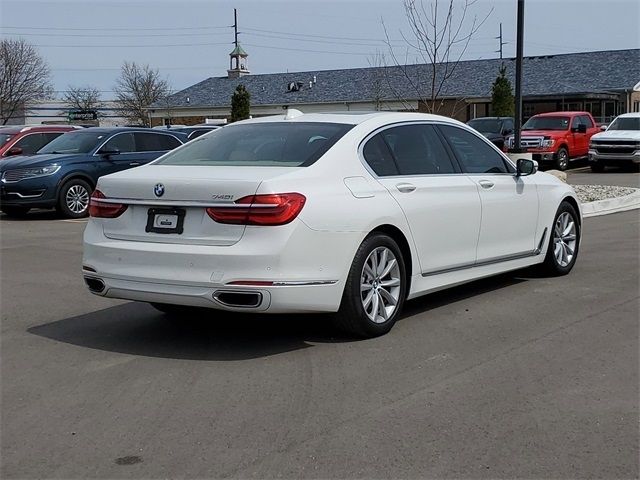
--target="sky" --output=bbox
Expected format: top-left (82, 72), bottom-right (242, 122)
top-left (1, 0), bottom-right (638, 99)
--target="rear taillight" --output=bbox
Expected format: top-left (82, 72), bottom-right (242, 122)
top-left (206, 193), bottom-right (306, 226)
top-left (89, 189), bottom-right (128, 218)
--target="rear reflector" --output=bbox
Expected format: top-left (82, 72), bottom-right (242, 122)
top-left (89, 189), bottom-right (128, 218)
top-left (206, 193), bottom-right (306, 226)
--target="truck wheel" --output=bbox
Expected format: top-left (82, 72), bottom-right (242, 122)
top-left (590, 162), bottom-right (605, 173)
top-left (1, 206), bottom-right (31, 218)
top-left (555, 147), bottom-right (569, 171)
top-left (56, 178), bottom-right (92, 218)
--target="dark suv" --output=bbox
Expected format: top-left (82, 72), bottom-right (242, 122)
top-left (0, 127), bottom-right (186, 218)
top-left (466, 117), bottom-right (514, 150)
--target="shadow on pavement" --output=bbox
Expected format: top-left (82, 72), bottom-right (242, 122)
top-left (0, 210), bottom-right (65, 221)
top-left (28, 273), bottom-right (527, 361)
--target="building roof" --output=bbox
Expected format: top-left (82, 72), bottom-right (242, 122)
top-left (157, 49), bottom-right (640, 110)
top-left (229, 44), bottom-right (248, 57)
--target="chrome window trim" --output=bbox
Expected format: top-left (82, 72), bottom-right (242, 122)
top-left (358, 120), bottom-right (517, 180)
top-left (92, 131), bottom-right (183, 157)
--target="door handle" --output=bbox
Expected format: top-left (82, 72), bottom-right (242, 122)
top-left (478, 180), bottom-right (494, 189)
top-left (396, 183), bottom-right (416, 193)
top-left (129, 162), bottom-right (141, 166)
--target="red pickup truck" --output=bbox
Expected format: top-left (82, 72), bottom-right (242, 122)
top-left (506, 111), bottom-right (600, 170)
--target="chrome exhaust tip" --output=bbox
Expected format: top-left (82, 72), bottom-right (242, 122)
top-left (213, 290), bottom-right (263, 308)
top-left (84, 276), bottom-right (105, 293)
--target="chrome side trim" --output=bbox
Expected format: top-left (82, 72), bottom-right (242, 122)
top-left (534, 227), bottom-right (548, 255)
top-left (271, 280), bottom-right (338, 286)
top-left (4, 191), bottom-right (44, 198)
top-left (421, 249), bottom-right (540, 277)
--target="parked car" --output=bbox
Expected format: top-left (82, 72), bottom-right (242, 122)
top-left (0, 125), bottom-right (80, 158)
top-left (82, 111), bottom-right (581, 338)
top-left (588, 112), bottom-right (640, 172)
top-left (154, 124), bottom-right (221, 141)
top-left (466, 116), bottom-right (514, 150)
top-left (506, 111), bottom-right (600, 170)
top-left (0, 127), bottom-right (186, 218)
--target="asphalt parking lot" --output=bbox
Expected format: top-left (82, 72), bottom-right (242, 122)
top-left (1, 206), bottom-right (638, 478)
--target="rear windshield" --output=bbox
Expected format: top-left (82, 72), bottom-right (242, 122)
top-left (523, 116), bottom-right (570, 131)
top-left (607, 117), bottom-right (640, 131)
top-left (155, 122), bottom-right (353, 167)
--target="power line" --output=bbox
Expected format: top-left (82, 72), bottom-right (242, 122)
top-left (0, 25), bottom-right (230, 31)
top-left (0, 31), bottom-right (230, 38)
top-left (6, 40), bottom-right (233, 48)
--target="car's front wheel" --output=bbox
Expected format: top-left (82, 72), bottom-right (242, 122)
top-left (56, 178), bottom-right (91, 218)
top-left (335, 233), bottom-right (407, 337)
top-left (540, 201), bottom-right (580, 276)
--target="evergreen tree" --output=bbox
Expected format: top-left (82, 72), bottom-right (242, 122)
top-left (491, 65), bottom-right (514, 117)
top-left (230, 84), bottom-right (250, 122)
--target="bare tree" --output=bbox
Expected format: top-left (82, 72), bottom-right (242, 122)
top-left (62, 85), bottom-right (104, 113)
top-left (114, 62), bottom-right (169, 126)
top-left (383, 0), bottom-right (492, 114)
top-left (0, 38), bottom-right (53, 125)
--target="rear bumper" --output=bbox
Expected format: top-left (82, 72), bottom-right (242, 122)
top-left (82, 219), bottom-right (361, 313)
top-left (588, 149), bottom-right (640, 164)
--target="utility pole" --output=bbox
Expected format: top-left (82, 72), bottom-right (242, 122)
top-left (514, 1), bottom-right (525, 152)
top-left (496, 23), bottom-right (507, 60)
top-left (233, 8), bottom-right (238, 48)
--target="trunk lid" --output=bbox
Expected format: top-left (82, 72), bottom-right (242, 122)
top-left (97, 165), bottom-right (299, 246)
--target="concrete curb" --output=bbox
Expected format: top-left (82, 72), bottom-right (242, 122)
top-left (582, 188), bottom-right (640, 218)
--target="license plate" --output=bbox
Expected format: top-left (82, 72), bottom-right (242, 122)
top-left (145, 208), bottom-right (186, 234)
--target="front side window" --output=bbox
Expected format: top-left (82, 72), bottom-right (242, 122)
top-left (38, 131), bottom-right (107, 154)
top-left (155, 122), bottom-right (353, 167)
top-left (580, 115), bottom-right (594, 128)
top-left (101, 133), bottom-right (135, 153)
top-left (571, 116), bottom-right (584, 129)
top-left (438, 125), bottom-right (512, 174)
top-left (522, 116), bottom-right (570, 131)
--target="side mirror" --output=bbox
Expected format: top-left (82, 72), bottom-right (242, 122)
top-left (577, 124), bottom-right (587, 133)
top-left (600, 125), bottom-right (608, 131)
top-left (98, 147), bottom-right (120, 157)
top-left (516, 158), bottom-right (537, 176)
top-left (5, 146), bottom-right (23, 156)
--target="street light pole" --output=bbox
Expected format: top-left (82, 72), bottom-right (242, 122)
top-left (514, 0), bottom-right (525, 152)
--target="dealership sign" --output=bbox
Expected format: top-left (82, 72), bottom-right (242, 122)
top-left (68, 110), bottom-right (98, 121)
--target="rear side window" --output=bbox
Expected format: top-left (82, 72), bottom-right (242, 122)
top-left (155, 122), bottom-right (353, 167)
top-left (438, 125), bottom-right (513, 174)
top-left (362, 134), bottom-right (398, 176)
top-left (134, 132), bottom-right (182, 152)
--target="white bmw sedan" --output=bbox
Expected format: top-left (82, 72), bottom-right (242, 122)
top-left (83, 111), bottom-right (581, 337)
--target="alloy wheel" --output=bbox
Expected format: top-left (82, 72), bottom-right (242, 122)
top-left (553, 211), bottom-right (577, 267)
top-left (360, 246), bottom-right (402, 323)
top-left (557, 150), bottom-right (568, 170)
top-left (66, 184), bottom-right (89, 214)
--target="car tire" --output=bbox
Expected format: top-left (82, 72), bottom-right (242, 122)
top-left (334, 233), bottom-right (407, 338)
top-left (56, 178), bottom-right (92, 218)
top-left (555, 147), bottom-right (569, 171)
top-left (1, 206), bottom-right (31, 217)
top-left (590, 162), bottom-right (605, 173)
top-left (540, 201), bottom-right (580, 276)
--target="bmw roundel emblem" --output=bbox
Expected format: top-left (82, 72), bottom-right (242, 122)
top-left (154, 183), bottom-right (165, 197)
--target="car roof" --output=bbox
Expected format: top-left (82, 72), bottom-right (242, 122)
top-left (535, 111), bottom-right (589, 117)
top-left (468, 117), bottom-right (513, 121)
top-left (616, 112), bottom-right (640, 118)
top-left (233, 110), bottom-right (466, 127)
top-left (0, 125), bottom-right (79, 134)
top-left (76, 127), bottom-right (175, 134)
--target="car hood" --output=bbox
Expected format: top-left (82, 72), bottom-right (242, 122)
top-left (0, 153), bottom-right (79, 171)
top-left (592, 130), bottom-right (640, 141)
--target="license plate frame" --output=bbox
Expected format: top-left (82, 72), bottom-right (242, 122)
top-left (145, 207), bottom-right (186, 234)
